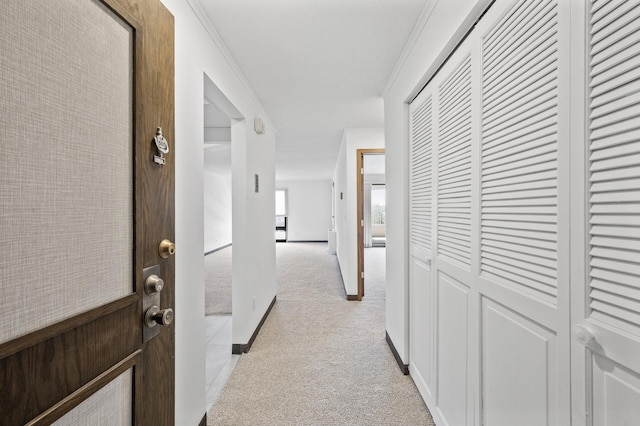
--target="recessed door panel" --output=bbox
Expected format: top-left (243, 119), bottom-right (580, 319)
top-left (53, 369), bottom-right (133, 426)
top-left (592, 356), bottom-right (640, 426)
top-left (436, 272), bottom-right (469, 426)
top-left (482, 298), bottom-right (557, 426)
top-left (410, 259), bottom-right (433, 400)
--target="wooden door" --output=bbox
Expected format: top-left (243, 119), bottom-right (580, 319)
top-left (571, 1), bottom-right (640, 424)
top-left (0, 0), bottom-right (175, 424)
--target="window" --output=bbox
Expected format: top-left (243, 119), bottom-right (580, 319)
top-left (371, 185), bottom-right (385, 225)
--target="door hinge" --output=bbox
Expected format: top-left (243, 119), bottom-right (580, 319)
top-left (361, 168), bottom-right (364, 175)
top-left (361, 219), bottom-right (364, 227)
top-left (361, 272), bottom-right (364, 279)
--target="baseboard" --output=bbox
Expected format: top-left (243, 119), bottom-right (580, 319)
top-left (204, 243), bottom-right (232, 257)
top-left (232, 296), bottom-right (277, 354)
top-left (286, 240), bottom-right (328, 243)
top-left (199, 413), bottom-right (207, 426)
top-left (334, 257), bottom-right (354, 301)
top-left (386, 331), bottom-right (409, 375)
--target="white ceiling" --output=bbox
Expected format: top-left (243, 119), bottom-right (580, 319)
top-left (197, 0), bottom-right (430, 180)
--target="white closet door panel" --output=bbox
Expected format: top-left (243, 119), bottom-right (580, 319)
top-left (410, 260), bottom-right (434, 401)
top-left (482, 298), bottom-right (557, 426)
top-left (578, 1), bottom-right (640, 423)
top-left (436, 272), bottom-right (469, 426)
top-left (437, 55), bottom-right (472, 269)
top-left (410, 95), bottom-right (434, 259)
top-left (481, 0), bottom-right (559, 303)
top-left (592, 354), bottom-right (640, 426)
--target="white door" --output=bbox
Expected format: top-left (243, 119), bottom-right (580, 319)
top-left (408, 0), bottom-right (572, 424)
top-left (571, 1), bottom-right (640, 424)
top-left (409, 90), bottom-right (435, 405)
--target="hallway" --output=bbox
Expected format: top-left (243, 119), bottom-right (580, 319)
top-left (207, 243), bottom-right (433, 425)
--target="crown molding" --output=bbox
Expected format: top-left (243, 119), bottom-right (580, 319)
top-left (185, 0), bottom-right (277, 135)
top-left (380, 0), bottom-right (439, 99)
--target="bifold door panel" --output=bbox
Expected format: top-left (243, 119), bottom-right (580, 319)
top-left (408, 0), bottom-right (571, 424)
top-left (410, 0), bottom-right (640, 424)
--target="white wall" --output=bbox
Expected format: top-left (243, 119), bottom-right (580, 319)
top-left (203, 171), bottom-right (232, 252)
top-left (383, 0), bottom-right (492, 363)
top-left (276, 179), bottom-right (332, 241)
top-left (333, 129), bottom-right (384, 296)
top-left (160, 0), bottom-right (276, 424)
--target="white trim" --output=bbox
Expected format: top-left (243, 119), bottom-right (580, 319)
top-left (380, 0), bottom-right (439, 98)
top-left (186, 0), bottom-right (277, 135)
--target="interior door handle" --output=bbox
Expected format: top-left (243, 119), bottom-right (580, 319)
top-left (573, 324), bottom-right (596, 346)
top-left (159, 239), bottom-right (176, 258)
top-left (145, 306), bottom-right (174, 327)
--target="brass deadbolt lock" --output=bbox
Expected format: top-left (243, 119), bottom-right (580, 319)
top-left (159, 239), bottom-right (176, 258)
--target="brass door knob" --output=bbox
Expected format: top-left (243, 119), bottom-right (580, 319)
top-left (159, 239), bottom-right (175, 258)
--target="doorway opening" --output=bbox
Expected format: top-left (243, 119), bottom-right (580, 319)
top-left (202, 73), bottom-right (242, 409)
top-left (357, 149), bottom-right (385, 300)
top-left (275, 189), bottom-right (288, 242)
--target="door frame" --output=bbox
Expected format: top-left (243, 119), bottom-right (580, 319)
top-left (0, 0), bottom-right (175, 423)
top-left (357, 148), bottom-right (385, 300)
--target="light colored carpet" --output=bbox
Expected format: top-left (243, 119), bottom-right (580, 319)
top-left (204, 246), bottom-right (232, 315)
top-left (207, 243), bottom-right (434, 425)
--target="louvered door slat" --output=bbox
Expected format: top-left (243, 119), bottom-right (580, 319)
top-left (591, 279), bottom-right (640, 300)
top-left (483, 0), bottom-right (545, 64)
top-left (437, 56), bottom-right (472, 269)
top-left (484, 53), bottom-right (557, 115)
top-left (483, 238), bottom-right (556, 259)
top-left (482, 225), bottom-right (556, 242)
top-left (480, 0), bottom-right (559, 301)
top-left (588, 0), bottom-right (640, 337)
top-left (483, 1), bottom-right (557, 82)
top-left (410, 96), bottom-right (433, 258)
top-left (484, 78), bottom-right (557, 127)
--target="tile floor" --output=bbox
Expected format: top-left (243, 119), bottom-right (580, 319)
top-left (204, 315), bottom-right (240, 412)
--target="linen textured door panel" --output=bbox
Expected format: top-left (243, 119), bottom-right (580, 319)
top-left (0, 0), bottom-right (134, 345)
top-left (0, 0), bottom-right (175, 424)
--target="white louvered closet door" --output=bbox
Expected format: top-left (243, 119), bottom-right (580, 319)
top-left (409, 89), bottom-right (436, 407)
top-left (407, 0), bottom-right (572, 424)
top-left (433, 51), bottom-right (474, 426)
top-left (572, 1), bottom-right (640, 424)
top-left (478, 0), bottom-right (571, 424)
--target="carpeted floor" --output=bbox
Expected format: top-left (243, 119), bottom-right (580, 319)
top-left (204, 246), bottom-right (232, 315)
top-left (207, 243), bottom-right (434, 425)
